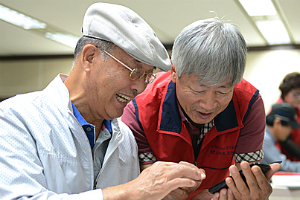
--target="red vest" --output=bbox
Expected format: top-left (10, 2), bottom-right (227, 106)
top-left (275, 98), bottom-right (300, 161)
top-left (133, 71), bottom-right (259, 198)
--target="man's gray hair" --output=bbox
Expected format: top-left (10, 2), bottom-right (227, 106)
top-left (74, 36), bottom-right (116, 61)
top-left (171, 18), bottom-right (247, 87)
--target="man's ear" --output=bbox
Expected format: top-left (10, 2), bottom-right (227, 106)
top-left (81, 44), bottom-right (100, 72)
top-left (170, 65), bottom-right (178, 83)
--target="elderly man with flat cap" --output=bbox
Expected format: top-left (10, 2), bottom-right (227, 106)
top-left (0, 3), bottom-right (205, 200)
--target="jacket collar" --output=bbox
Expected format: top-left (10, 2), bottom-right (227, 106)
top-left (43, 74), bottom-right (72, 116)
top-left (159, 80), bottom-right (239, 133)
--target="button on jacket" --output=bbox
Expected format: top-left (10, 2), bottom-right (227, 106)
top-left (0, 74), bottom-right (139, 199)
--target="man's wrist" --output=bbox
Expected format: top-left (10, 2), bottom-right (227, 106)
top-left (102, 183), bottom-right (139, 200)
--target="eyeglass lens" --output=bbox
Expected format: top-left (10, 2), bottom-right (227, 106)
top-left (100, 48), bottom-right (155, 84)
top-left (130, 69), bottom-right (155, 84)
top-left (130, 68), bottom-right (144, 80)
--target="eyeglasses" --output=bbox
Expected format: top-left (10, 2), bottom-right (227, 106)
top-left (100, 48), bottom-right (156, 84)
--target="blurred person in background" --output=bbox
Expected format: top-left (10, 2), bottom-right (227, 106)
top-left (275, 72), bottom-right (300, 161)
top-left (262, 103), bottom-right (300, 172)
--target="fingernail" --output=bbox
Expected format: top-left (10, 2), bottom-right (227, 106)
top-left (242, 163), bottom-right (248, 169)
top-left (230, 167), bottom-right (237, 174)
top-left (222, 190), bottom-right (227, 195)
top-left (252, 166), bottom-right (259, 172)
top-left (191, 180), bottom-right (196, 186)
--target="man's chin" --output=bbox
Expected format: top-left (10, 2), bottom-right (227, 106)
top-left (189, 117), bottom-right (213, 126)
top-left (194, 113), bottom-right (215, 124)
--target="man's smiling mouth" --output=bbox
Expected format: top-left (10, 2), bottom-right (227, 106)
top-left (116, 94), bottom-right (132, 103)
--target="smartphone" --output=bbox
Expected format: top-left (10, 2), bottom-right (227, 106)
top-left (208, 162), bottom-right (277, 194)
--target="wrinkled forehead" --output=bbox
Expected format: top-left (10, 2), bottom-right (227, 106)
top-left (196, 76), bottom-right (233, 88)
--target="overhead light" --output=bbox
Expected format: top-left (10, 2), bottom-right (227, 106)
top-left (238, 0), bottom-right (291, 45)
top-left (255, 20), bottom-right (291, 45)
top-left (0, 4), bottom-right (46, 29)
top-left (45, 32), bottom-right (79, 48)
top-left (0, 4), bottom-right (79, 49)
top-left (238, 0), bottom-right (277, 16)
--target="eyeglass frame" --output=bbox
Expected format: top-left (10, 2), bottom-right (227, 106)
top-left (96, 46), bottom-right (156, 84)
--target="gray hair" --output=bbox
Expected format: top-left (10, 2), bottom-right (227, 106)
top-left (171, 18), bottom-right (247, 87)
top-left (74, 36), bottom-right (116, 60)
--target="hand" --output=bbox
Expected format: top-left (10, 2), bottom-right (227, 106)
top-left (210, 161), bottom-right (281, 200)
top-left (162, 162), bottom-right (205, 200)
top-left (162, 188), bottom-right (189, 200)
top-left (191, 189), bottom-right (214, 200)
top-left (162, 181), bottom-right (203, 200)
top-left (102, 161), bottom-right (206, 200)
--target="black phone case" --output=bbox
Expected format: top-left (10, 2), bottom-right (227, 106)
top-left (208, 162), bottom-right (271, 194)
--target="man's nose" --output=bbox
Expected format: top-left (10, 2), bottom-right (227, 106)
top-left (131, 78), bottom-right (147, 96)
top-left (199, 92), bottom-right (216, 110)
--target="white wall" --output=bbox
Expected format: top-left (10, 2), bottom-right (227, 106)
top-left (0, 58), bottom-right (73, 99)
top-left (244, 49), bottom-right (300, 113)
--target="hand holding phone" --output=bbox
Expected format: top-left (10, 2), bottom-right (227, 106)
top-left (208, 162), bottom-right (273, 194)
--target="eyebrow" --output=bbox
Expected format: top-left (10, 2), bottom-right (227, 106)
top-left (133, 59), bottom-right (143, 68)
top-left (134, 60), bottom-right (156, 73)
top-left (198, 83), bottom-right (231, 89)
top-left (145, 66), bottom-right (156, 73)
top-left (218, 85), bottom-right (230, 89)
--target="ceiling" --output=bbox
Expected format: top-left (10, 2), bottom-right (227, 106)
top-left (1, 0), bottom-right (300, 58)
